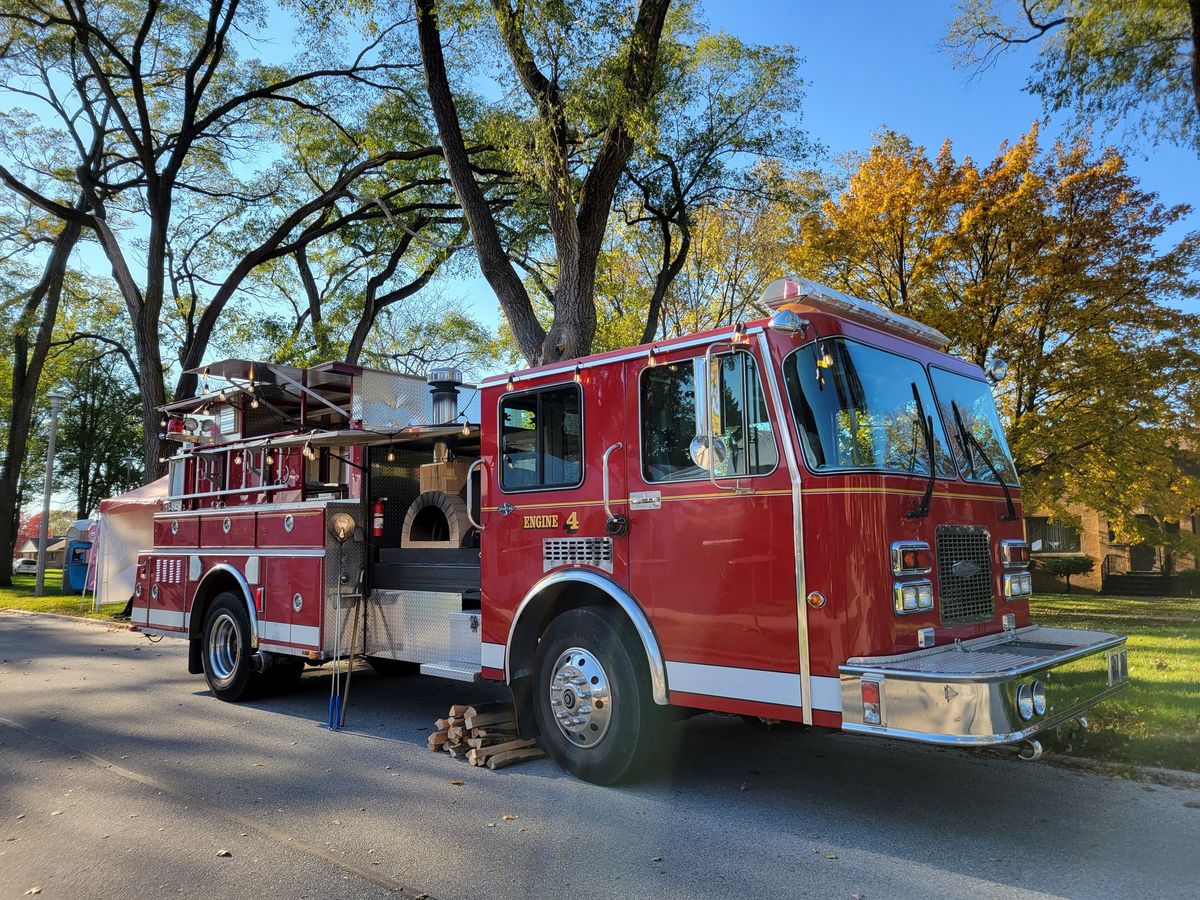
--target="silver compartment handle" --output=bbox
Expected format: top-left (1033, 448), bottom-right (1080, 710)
top-left (466, 458), bottom-right (486, 531)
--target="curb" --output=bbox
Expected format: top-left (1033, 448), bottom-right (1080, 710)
top-left (1042, 752), bottom-right (1200, 788)
top-left (0, 607), bottom-right (128, 628)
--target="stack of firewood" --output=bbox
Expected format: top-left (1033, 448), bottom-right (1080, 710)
top-left (428, 701), bottom-right (545, 769)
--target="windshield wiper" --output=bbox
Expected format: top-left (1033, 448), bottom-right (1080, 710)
top-left (951, 400), bottom-right (1016, 521)
top-left (907, 382), bottom-right (935, 519)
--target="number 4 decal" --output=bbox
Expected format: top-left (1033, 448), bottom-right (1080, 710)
top-left (565, 512), bottom-right (580, 534)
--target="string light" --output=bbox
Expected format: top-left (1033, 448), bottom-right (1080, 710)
top-left (160, 417), bottom-right (167, 428)
top-left (302, 441), bottom-right (316, 461)
top-left (202, 367), bottom-right (210, 394)
top-left (386, 446), bottom-right (396, 463)
top-left (573, 365), bottom-right (582, 384)
top-left (505, 375), bottom-right (515, 392)
top-left (234, 452), bottom-right (243, 466)
top-left (647, 346), bottom-right (658, 367)
top-left (462, 421), bottom-right (471, 436)
top-left (250, 396), bottom-right (259, 409)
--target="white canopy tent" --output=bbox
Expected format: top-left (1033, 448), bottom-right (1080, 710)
top-left (91, 477), bottom-right (168, 609)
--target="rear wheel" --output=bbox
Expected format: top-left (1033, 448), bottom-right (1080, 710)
top-left (532, 607), bottom-right (662, 785)
top-left (202, 592), bottom-right (259, 701)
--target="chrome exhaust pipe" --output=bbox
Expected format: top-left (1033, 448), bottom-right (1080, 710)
top-left (251, 650), bottom-right (269, 673)
top-left (1017, 738), bottom-right (1043, 761)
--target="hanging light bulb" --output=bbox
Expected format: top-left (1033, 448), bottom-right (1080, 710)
top-left (234, 452), bottom-right (243, 466)
top-left (302, 441), bottom-right (316, 461)
top-left (647, 346), bottom-right (658, 367)
top-left (386, 446), bottom-right (396, 463)
top-left (573, 365), bottom-right (582, 384)
top-left (160, 416), bottom-right (167, 428)
top-left (218, 387), bottom-right (227, 401)
top-left (266, 449), bottom-right (275, 466)
top-left (202, 367), bottom-right (210, 394)
top-left (505, 375), bottom-right (515, 392)
top-left (250, 396), bottom-right (259, 409)
top-left (461, 420), bottom-right (471, 436)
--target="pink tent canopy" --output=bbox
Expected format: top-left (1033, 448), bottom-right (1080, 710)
top-left (93, 476), bottom-right (168, 607)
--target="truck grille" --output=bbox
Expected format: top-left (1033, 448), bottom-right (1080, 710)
top-left (936, 525), bottom-right (995, 626)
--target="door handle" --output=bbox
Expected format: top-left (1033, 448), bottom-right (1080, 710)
top-left (629, 491), bottom-right (661, 510)
top-left (601, 443), bottom-right (628, 537)
top-left (465, 459), bottom-right (486, 531)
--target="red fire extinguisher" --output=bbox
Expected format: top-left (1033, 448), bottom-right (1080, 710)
top-left (372, 498), bottom-right (386, 539)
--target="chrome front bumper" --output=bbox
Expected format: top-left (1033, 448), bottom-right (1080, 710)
top-left (839, 625), bottom-right (1129, 746)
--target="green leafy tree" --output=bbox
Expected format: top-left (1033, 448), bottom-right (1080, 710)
top-left (1037, 554), bottom-right (1095, 592)
top-left (945, 0), bottom-right (1200, 153)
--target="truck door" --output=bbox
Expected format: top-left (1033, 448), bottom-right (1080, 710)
top-left (623, 342), bottom-right (803, 717)
top-left (483, 364), bottom-right (628, 616)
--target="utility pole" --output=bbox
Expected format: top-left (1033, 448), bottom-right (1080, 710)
top-left (35, 390), bottom-right (67, 597)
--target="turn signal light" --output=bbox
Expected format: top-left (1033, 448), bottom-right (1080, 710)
top-left (1000, 540), bottom-right (1031, 568)
top-left (890, 541), bottom-right (932, 575)
top-left (861, 679), bottom-right (882, 726)
top-left (1003, 572), bottom-right (1033, 598)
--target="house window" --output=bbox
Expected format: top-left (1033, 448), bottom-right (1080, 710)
top-left (1025, 517), bottom-right (1081, 553)
top-left (640, 350), bottom-right (777, 483)
top-left (499, 385), bottom-right (583, 491)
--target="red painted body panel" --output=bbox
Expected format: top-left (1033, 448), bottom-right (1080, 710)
top-left (200, 512), bottom-right (255, 546)
top-left (154, 516), bottom-right (198, 548)
top-left (258, 509), bottom-right (324, 548)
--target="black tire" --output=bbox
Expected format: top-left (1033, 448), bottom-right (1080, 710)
top-left (366, 656), bottom-right (421, 677)
top-left (201, 592), bottom-right (259, 701)
top-left (532, 607), bottom-right (662, 785)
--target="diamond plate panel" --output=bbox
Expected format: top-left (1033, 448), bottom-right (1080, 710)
top-left (352, 371), bottom-right (482, 430)
top-left (364, 589), bottom-right (480, 663)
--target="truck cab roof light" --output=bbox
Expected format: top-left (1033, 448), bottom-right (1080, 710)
top-left (758, 276), bottom-right (950, 349)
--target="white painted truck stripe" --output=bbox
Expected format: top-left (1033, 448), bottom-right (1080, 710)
top-left (665, 661), bottom-right (802, 707)
top-left (809, 675), bottom-right (843, 712)
top-left (480, 642), bottom-right (505, 670)
top-left (664, 662), bottom-right (845, 712)
top-left (147, 609), bottom-right (186, 629)
top-left (258, 620), bottom-right (290, 643)
top-left (290, 624), bottom-right (321, 647)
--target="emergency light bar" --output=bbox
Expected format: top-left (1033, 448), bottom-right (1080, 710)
top-left (759, 275), bottom-right (949, 350)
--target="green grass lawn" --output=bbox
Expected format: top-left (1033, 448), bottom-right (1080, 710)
top-left (1030, 593), bottom-right (1200, 773)
top-left (0, 570), bottom-right (124, 620)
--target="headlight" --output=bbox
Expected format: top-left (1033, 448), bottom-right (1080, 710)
top-left (1016, 683), bottom-right (1034, 720)
top-left (1032, 680), bottom-right (1047, 716)
top-left (1003, 573), bottom-right (1033, 599)
top-left (893, 580), bottom-right (934, 614)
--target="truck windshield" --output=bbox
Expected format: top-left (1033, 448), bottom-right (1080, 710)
top-left (929, 367), bottom-right (1019, 486)
top-left (782, 338), bottom-right (957, 478)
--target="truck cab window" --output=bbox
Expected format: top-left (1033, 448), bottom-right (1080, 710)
top-left (641, 351), bottom-right (777, 483)
top-left (499, 385), bottom-right (583, 491)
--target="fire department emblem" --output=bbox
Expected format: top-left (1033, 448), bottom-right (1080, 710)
top-left (498, 502), bottom-right (515, 517)
top-left (951, 560), bottom-right (981, 578)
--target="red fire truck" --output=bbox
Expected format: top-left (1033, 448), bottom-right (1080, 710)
top-left (131, 276), bottom-right (1128, 784)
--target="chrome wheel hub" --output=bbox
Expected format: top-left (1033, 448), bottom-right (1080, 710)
top-left (208, 613), bottom-right (241, 684)
top-left (548, 647), bottom-right (612, 747)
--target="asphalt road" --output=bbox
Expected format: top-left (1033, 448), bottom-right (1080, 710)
top-left (1, 612), bottom-right (1197, 900)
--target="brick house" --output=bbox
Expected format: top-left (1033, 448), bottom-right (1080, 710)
top-left (1025, 504), bottom-right (1198, 594)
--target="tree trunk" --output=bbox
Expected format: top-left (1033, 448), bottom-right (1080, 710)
top-left (1190, 0), bottom-right (1200, 120)
top-left (0, 219), bottom-right (82, 587)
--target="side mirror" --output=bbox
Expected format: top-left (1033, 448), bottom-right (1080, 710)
top-left (689, 434), bottom-right (728, 471)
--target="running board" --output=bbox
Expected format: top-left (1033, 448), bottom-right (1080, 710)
top-left (420, 661), bottom-right (481, 682)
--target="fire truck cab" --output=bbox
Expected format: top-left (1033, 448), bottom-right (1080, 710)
top-left (132, 276), bottom-right (1128, 784)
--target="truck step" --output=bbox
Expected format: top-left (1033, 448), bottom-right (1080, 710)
top-left (420, 661), bottom-right (482, 682)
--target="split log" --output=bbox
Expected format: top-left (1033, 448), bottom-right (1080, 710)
top-left (464, 711), bottom-right (515, 730)
top-left (486, 747), bottom-right (546, 769)
top-left (427, 731), bottom-right (449, 748)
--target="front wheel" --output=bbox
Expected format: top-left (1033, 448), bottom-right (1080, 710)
top-left (202, 592), bottom-right (259, 701)
top-left (532, 607), bottom-right (663, 785)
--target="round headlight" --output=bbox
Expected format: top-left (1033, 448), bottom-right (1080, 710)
top-left (1016, 682), bottom-right (1034, 721)
top-left (1031, 680), bottom-right (1047, 716)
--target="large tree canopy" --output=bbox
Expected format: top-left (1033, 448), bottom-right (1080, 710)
top-left (946, 0), bottom-right (1200, 155)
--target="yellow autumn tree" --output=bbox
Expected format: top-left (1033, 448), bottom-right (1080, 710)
top-left (795, 124), bottom-right (1200, 546)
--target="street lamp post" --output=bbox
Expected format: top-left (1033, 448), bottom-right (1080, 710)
top-left (34, 389), bottom-right (68, 597)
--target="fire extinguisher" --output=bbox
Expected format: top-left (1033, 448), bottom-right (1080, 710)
top-left (372, 498), bottom-right (386, 539)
